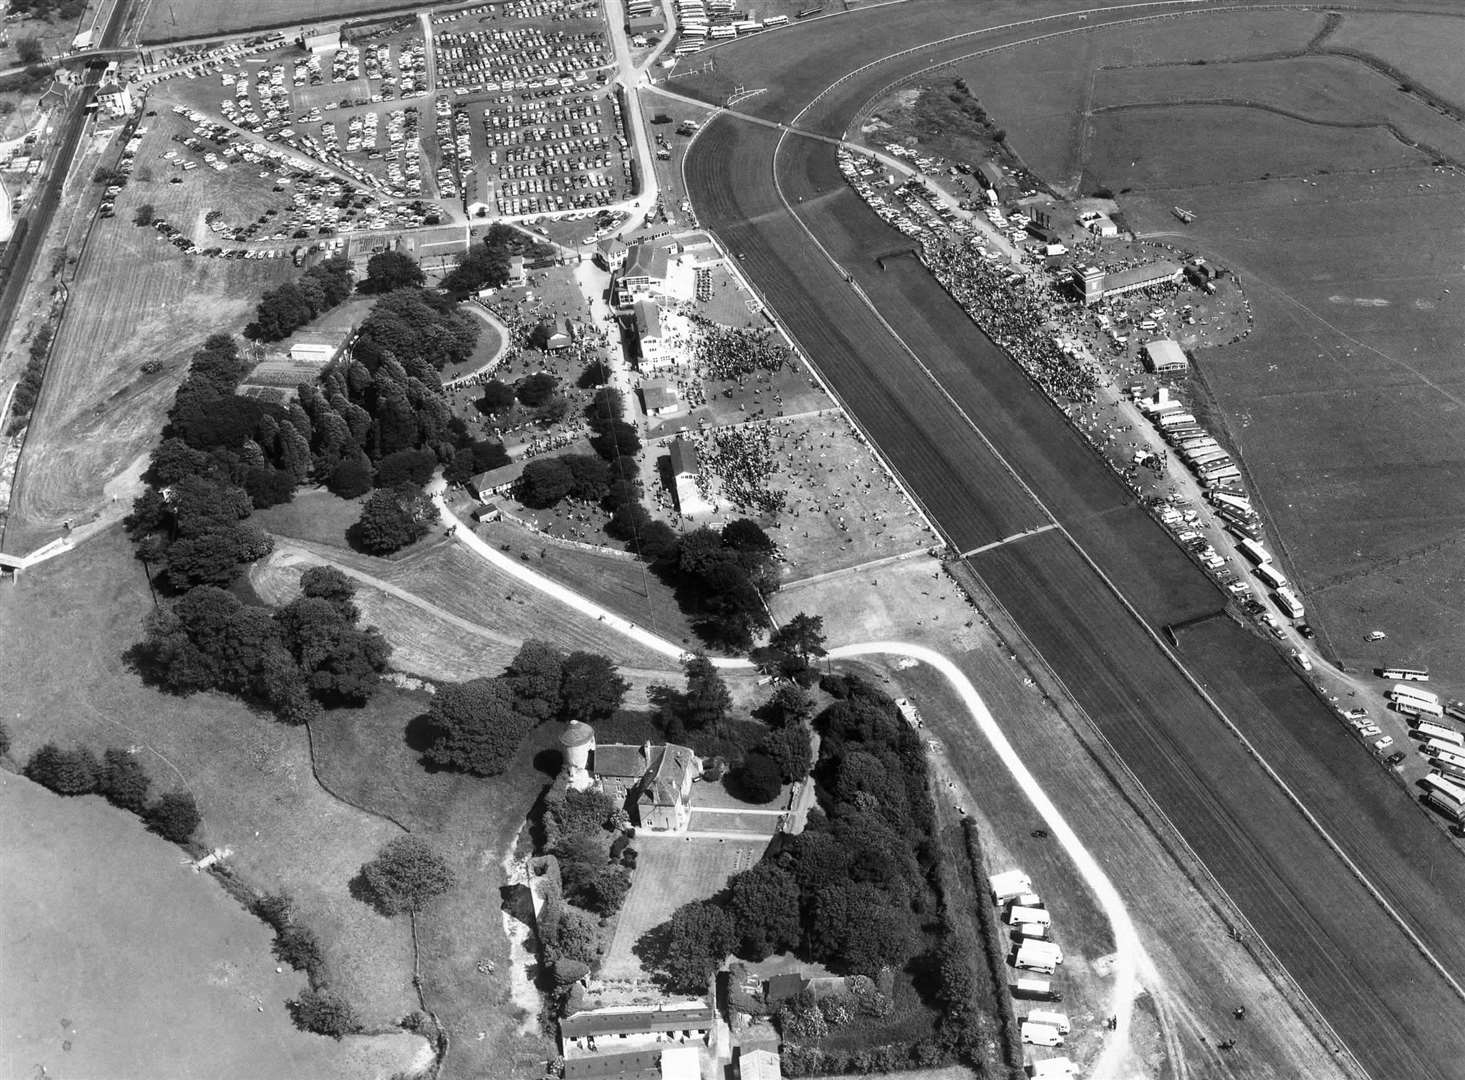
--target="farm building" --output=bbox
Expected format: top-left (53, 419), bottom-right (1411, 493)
top-left (1078, 210), bottom-right (1118, 237)
top-left (594, 741), bottom-right (700, 831)
top-left (301, 28), bottom-right (341, 53)
top-left (738, 1047), bottom-right (782, 1080)
top-left (560, 1003), bottom-right (716, 1077)
top-left (288, 329), bottom-right (351, 365)
top-left (1143, 339), bottom-right (1189, 375)
top-left (468, 462), bottom-right (523, 501)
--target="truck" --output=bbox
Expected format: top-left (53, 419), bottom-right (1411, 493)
top-left (988, 868), bottom-right (1032, 904)
top-left (1021, 1021), bottom-right (1065, 1047)
top-left (1014, 949), bottom-right (1057, 975)
top-left (1026, 1009), bottom-right (1072, 1034)
top-left (1018, 939), bottom-right (1063, 965)
top-left (1007, 904), bottom-right (1051, 928)
top-left (1012, 976), bottom-right (1062, 1002)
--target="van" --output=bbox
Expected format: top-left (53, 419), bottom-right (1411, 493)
top-left (1021, 1021), bottom-right (1065, 1047)
top-left (1007, 905), bottom-right (1051, 927)
top-left (1027, 1009), bottom-right (1072, 1034)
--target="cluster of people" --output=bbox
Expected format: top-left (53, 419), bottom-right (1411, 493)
top-left (694, 267), bottom-right (713, 302)
top-left (693, 423), bottom-right (788, 515)
top-left (688, 317), bottom-right (793, 382)
top-left (923, 235), bottom-right (1101, 406)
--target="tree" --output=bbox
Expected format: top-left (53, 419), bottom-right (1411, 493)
top-left (555, 833), bottom-right (607, 907)
top-left (771, 613), bottom-right (828, 666)
top-left (16, 36), bottom-right (42, 65)
top-left (24, 743), bottom-right (98, 795)
top-left (276, 596), bottom-right (391, 704)
top-left (735, 752), bottom-right (782, 803)
top-left (0, 720), bottom-right (9, 759)
top-left (287, 987), bottom-right (359, 1039)
top-left (515, 371), bottom-right (558, 407)
top-left (375, 447), bottom-right (437, 489)
top-left (762, 684), bottom-right (814, 728)
top-left (146, 791), bottom-right (202, 843)
top-left (760, 724), bottom-right (812, 783)
top-left (592, 865), bottom-right (632, 914)
top-left (505, 640), bottom-right (565, 722)
top-left (424, 677), bottom-right (532, 776)
top-left (348, 485), bottom-right (438, 554)
top-left (360, 834), bottom-right (457, 915)
top-left (517, 457), bottom-right (575, 508)
top-left (728, 862), bottom-right (801, 960)
top-left (361, 249), bottom-right (425, 293)
top-left (590, 419), bottom-right (641, 461)
top-left (98, 748), bottom-right (152, 813)
top-left (559, 652), bottom-right (629, 724)
top-left (478, 379), bottom-right (516, 414)
top-left (807, 883), bottom-right (919, 976)
top-left (543, 907), bottom-right (600, 965)
top-left (642, 901), bottom-right (735, 994)
top-left (299, 564), bottom-right (359, 621)
top-left (681, 654), bottom-right (731, 733)
top-left (328, 450), bottom-right (374, 498)
top-left (133, 202), bottom-right (156, 226)
top-left (561, 454), bottom-right (612, 502)
top-left (274, 924), bottom-right (324, 974)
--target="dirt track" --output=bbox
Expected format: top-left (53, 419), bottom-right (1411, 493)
top-left (679, 3), bottom-right (1465, 1076)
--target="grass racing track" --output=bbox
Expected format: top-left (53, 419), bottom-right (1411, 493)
top-left (681, 5), bottom-right (1465, 1076)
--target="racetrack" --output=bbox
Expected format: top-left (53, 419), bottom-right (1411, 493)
top-left (680, 3), bottom-right (1465, 1076)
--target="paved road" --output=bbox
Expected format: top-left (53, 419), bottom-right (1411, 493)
top-left (673, 5), bottom-right (1465, 1076)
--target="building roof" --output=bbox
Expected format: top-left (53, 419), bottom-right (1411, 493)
top-left (1143, 339), bottom-right (1188, 371)
top-left (634, 299), bottom-right (661, 340)
top-left (739, 1048), bottom-right (782, 1080)
top-left (641, 745), bottom-right (696, 807)
top-left (560, 720), bottom-right (595, 748)
top-left (1102, 260), bottom-right (1181, 293)
top-left (564, 1049), bottom-right (661, 1080)
top-left (641, 380), bottom-right (678, 412)
top-left (669, 436), bottom-right (698, 477)
top-left (594, 743), bottom-right (648, 781)
top-left (977, 160), bottom-right (1005, 186)
top-left (469, 462), bottom-right (524, 493)
top-left (560, 1006), bottom-right (716, 1040)
top-left (660, 1046), bottom-right (700, 1080)
top-left (624, 241), bottom-right (669, 282)
top-left (598, 235), bottom-right (628, 256)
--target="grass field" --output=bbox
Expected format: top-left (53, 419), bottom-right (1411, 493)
top-left (139, 0), bottom-right (419, 43)
top-left (0, 526), bottom-right (420, 1030)
top-left (3, 115), bottom-right (291, 553)
top-left (0, 774), bottom-right (428, 1080)
top-left (307, 693), bottom-right (561, 1080)
top-left (1328, 11), bottom-right (1465, 110)
top-left (597, 836), bottom-right (768, 981)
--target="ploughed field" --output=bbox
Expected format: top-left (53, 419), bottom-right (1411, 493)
top-left (680, 3), bottom-right (1465, 1076)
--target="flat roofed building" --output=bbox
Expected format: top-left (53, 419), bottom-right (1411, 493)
top-left (1143, 339), bottom-right (1188, 375)
top-left (738, 1048), bottom-right (781, 1080)
top-left (302, 28), bottom-right (341, 52)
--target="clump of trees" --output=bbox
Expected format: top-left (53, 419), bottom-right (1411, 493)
top-left (133, 566), bottom-right (391, 725)
top-left (440, 223), bottom-right (556, 295)
top-left (422, 641), bottom-right (627, 777)
top-left (246, 256), bottom-right (355, 342)
top-left (7, 318), bottom-right (57, 429)
top-left (359, 249), bottom-right (426, 294)
top-left (347, 484), bottom-right (438, 554)
top-left (637, 675), bottom-right (937, 993)
top-left (23, 742), bottom-right (201, 844)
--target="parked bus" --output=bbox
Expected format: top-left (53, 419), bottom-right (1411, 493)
top-left (1420, 773), bottom-right (1465, 823)
top-left (763, 13), bottom-right (789, 25)
top-left (1273, 587), bottom-right (1304, 620)
top-left (1379, 666), bottom-right (1430, 681)
top-left (1430, 757), bottom-right (1465, 784)
top-left (1391, 683), bottom-right (1440, 706)
top-left (1395, 699), bottom-right (1445, 720)
top-left (1427, 744), bottom-right (1465, 769)
top-left (1447, 702), bottom-right (1465, 724)
top-left (1238, 538), bottom-right (1271, 565)
top-left (1254, 563), bottom-right (1288, 589)
top-left (1411, 721), bottom-right (1462, 746)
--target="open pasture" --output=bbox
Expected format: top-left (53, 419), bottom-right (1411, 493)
top-left (0, 527), bottom-right (419, 1030)
top-left (0, 775), bottom-right (426, 1080)
top-left (598, 836), bottom-right (768, 981)
top-left (1092, 55), bottom-right (1465, 165)
top-left (3, 120), bottom-right (290, 552)
top-left (1328, 10), bottom-right (1465, 111)
top-left (140, 0), bottom-right (419, 44)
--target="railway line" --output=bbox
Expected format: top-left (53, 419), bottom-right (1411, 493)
top-left (678, 3), bottom-right (1465, 1076)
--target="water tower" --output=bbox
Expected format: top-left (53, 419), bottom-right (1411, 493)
top-left (559, 720), bottom-right (596, 792)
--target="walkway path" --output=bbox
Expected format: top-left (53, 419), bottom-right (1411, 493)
top-left (431, 481), bottom-right (1143, 1077)
top-left (443, 303), bottom-right (512, 389)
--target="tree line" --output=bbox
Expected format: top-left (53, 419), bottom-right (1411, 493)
top-left (22, 740), bottom-right (201, 844)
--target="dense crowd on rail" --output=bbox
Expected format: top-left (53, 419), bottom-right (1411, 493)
top-left (922, 235), bottom-right (1100, 406)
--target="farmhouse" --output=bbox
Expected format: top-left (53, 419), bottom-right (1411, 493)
top-left (468, 462), bottom-right (523, 501)
top-left (1143, 339), bottom-right (1189, 375)
top-left (95, 78), bottom-right (134, 117)
top-left (596, 741), bottom-right (699, 832)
